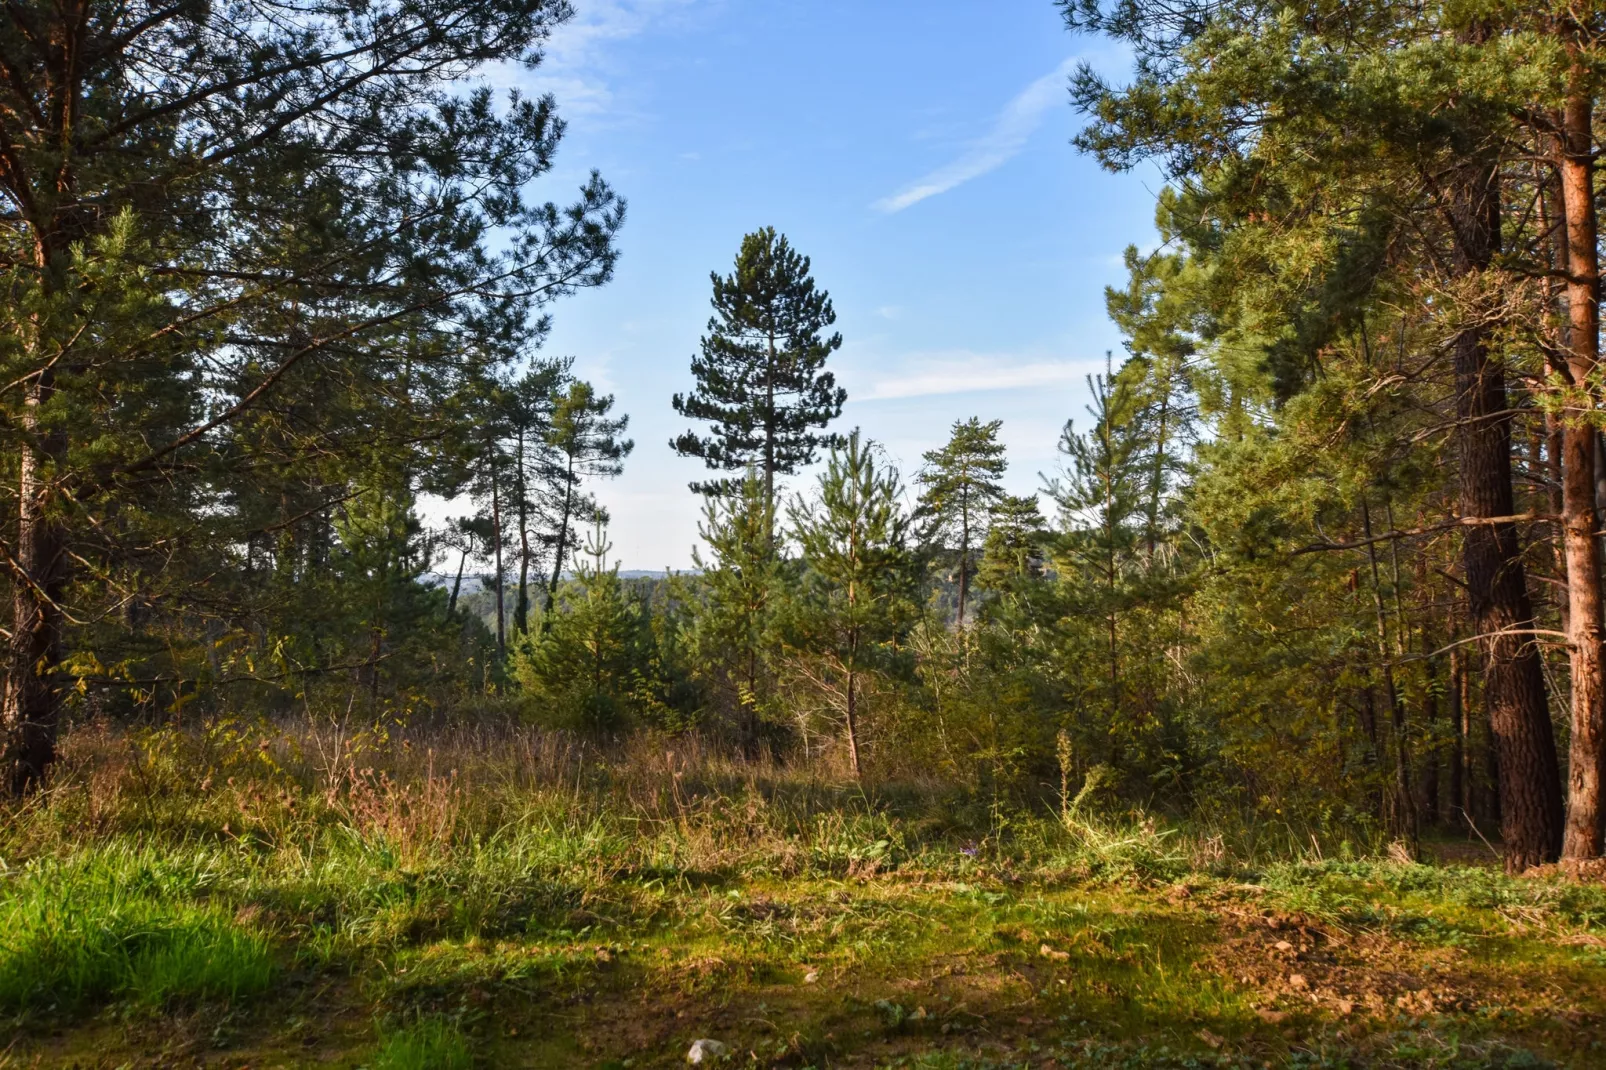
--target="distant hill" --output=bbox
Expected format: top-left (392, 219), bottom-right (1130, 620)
top-left (421, 568), bottom-right (694, 589)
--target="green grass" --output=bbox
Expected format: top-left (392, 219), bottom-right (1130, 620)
top-left (0, 848), bottom-right (275, 1013)
top-left (370, 1016), bottom-right (474, 1070)
top-left (2, 720), bottom-right (1603, 1067)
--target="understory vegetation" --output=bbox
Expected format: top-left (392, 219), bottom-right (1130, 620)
top-left (1, 719), bottom-right (1604, 1068)
top-left (9, 0), bottom-right (1606, 1064)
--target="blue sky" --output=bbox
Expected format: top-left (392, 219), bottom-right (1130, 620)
top-left (504, 0), bottom-right (1162, 569)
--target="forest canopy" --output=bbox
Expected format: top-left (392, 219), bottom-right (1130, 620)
top-left (4, 0), bottom-right (1606, 884)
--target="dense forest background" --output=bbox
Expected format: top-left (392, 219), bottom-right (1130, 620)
top-left (5, 0), bottom-right (1606, 878)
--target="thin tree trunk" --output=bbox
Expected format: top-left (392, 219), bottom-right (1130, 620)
top-left (491, 466), bottom-right (505, 654)
top-left (1362, 501), bottom-right (1418, 847)
top-left (449, 545), bottom-right (469, 617)
top-left (957, 496), bottom-right (970, 627)
top-left (844, 533), bottom-right (862, 780)
top-left (764, 328), bottom-right (777, 547)
top-left (1450, 647), bottom-right (1466, 826)
top-left (844, 662), bottom-right (861, 780)
top-left (1541, 150), bottom-right (1573, 639)
top-left (1548, 411), bottom-right (1570, 636)
top-left (1359, 687), bottom-right (1385, 822)
top-left (1106, 431), bottom-right (1120, 745)
top-left (543, 458), bottom-right (576, 633)
top-left (516, 429), bottom-right (531, 636)
top-left (1422, 643), bottom-right (1441, 826)
top-left (1447, 114), bottom-right (1564, 870)
top-left (1147, 387), bottom-right (1170, 560)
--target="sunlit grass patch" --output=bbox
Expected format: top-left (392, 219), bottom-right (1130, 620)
top-left (0, 847), bottom-right (274, 1014)
top-left (371, 1014), bottom-right (473, 1070)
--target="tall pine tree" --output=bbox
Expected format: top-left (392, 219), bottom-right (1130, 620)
top-left (540, 382), bottom-right (633, 631)
top-left (672, 228), bottom-right (846, 533)
top-left (916, 418), bottom-right (1008, 627)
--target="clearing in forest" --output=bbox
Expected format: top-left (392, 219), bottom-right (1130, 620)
top-left (2, 723), bottom-right (1603, 1069)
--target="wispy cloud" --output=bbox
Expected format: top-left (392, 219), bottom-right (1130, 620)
top-left (854, 350), bottom-right (1102, 401)
top-left (874, 58), bottom-right (1076, 213)
top-left (505, 0), bottom-right (701, 115)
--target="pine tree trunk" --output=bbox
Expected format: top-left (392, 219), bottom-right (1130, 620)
top-left (1362, 501), bottom-right (1417, 847)
top-left (543, 459), bottom-right (576, 633)
top-left (1423, 658), bottom-right (1441, 827)
top-left (2, 382), bottom-right (70, 794)
top-left (844, 549), bottom-right (862, 780)
top-left (449, 546), bottom-right (468, 617)
top-left (1358, 687), bottom-right (1385, 821)
top-left (1559, 64), bottom-right (1606, 860)
top-left (516, 429), bottom-right (531, 636)
top-left (1450, 647), bottom-right (1466, 826)
top-left (957, 498), bottom-right (970, 628)
top-left (844, 662), bottom-right (861, 780)
top-left (1448, 139), bottom-right (1563, 870)
top-left (1548, 412), bottom-right (1570, 636)
top-left (764, 327), bottom-right (777, 546)
top-left (1147, 389), bottom-right (1170, 559)
top-left (492, 468), bottom-right (505, 654)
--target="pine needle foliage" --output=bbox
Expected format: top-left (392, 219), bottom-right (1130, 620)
top-left (671, 228), bottom-right (847, 521)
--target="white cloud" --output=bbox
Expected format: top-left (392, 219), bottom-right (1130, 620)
top-left (507, 0), bottom-right (702, 115)
top-left (852, 350), bottom-right (1103, 401)
top-left (874, 58), bottom-right (1077, 213)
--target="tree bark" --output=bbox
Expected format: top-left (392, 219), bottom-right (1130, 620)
top-left (1448, 137), bottom-right (1563, 870)
top-left (491, 465), bottom-right (505, 654)
top-left (516, 429), bottom-right (532, 636)
top-left (542, 457), bottom-right (576, 634)
top-left (957, 490), bottom-right (970, 628)
top-left (844, 663), bottom-right (861, 780)
top-left (1362, 500), bottom-right (1417, 847)
top-left (2, 375), bottom-right (70, 794)
top-left (1423, 658), bottom-right (1441, 826)
top-left (449, 545), bottom-right (469, 617)
top-left (1450, 647), bottom-right (1466, 825)
top-left (1559, 63), bottom-right (1606, 860)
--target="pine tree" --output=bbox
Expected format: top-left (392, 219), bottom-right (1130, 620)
top-left (671, 228), bottom-right (846, 532)
top-left (1060, 0), bottom-right (1567, 869)
top-left (977, 495), bottom-right (1047, 594)
top-left (513, 518), bottom-right (640, 732)
top-left (539, 382), bottom-right (633, 631)
top-left (786, 431), bottom-right (915, 778)
top-left (1048, 363), bottom-right (1150, 756)
top-left (500, 362), bottom-right (569, 637)
top-left (916, 418), bottom-right (1008, 627)
top-left (0, 0), bottom-right (623, 792)
top-left (444, 515), bottom-right (495, 618)
top-left (690, 471), bottom-right (782, 752)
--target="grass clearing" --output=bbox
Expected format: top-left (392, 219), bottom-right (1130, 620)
top-left (2, 720), bottom-right (1604, 1067)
